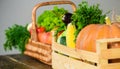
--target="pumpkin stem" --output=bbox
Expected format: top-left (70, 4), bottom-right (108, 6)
top-left (105, 17), bottom-right (111, 25)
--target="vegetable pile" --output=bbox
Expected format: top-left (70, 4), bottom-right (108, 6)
top-left (3, 1), bottom-right (111, 54)
top-left (37, 6), bottom-right (71, 45)
top-left (56, 1), bottom-right (109, 49)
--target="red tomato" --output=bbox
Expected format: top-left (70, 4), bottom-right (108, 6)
top-left (37, 27), bottom-right (45, 33)
top-left (29, 27), bottom-right (45, 35)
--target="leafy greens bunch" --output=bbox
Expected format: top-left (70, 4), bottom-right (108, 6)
top-left (72, 1), bottom-right (109, 38)
top-left (4, 24), bottom-right (30, 53)
top-left (37, 6), bottom-right (68, 32)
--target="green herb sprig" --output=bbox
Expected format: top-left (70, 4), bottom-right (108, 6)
top-left (4, 24), bottom-right (30, 53)
top-left (72, 1), bottom-right (109, 38)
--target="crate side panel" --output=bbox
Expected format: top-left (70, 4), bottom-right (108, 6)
top-left (52, 52), bottom-right (98, 69)
top-left (53, 42), bottom-right (98, 63)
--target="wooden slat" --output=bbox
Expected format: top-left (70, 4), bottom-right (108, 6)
top-left (100, 48), bottom-right (120, 59)
top-left (52, 52), bottom-right (98, 69)
top-left (26, 43), bottom-right (51, 56)
top-left (96, 38), bottom-right (120, 43)
top-left (24, 50), bottom-right (51, 65)
top-left (53, 41), bottom-right (81, 59)
top-left (29, 39), bottom-right (51, 50)
top-left (99, 63), bottom-right (120, 69)
top-left (77, 50), bottom-right (98, 63)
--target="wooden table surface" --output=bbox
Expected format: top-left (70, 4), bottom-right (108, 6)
top-left (0, 54), bottom-right (52, 69)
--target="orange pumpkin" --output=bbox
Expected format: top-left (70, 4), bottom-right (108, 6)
top-left (76, 22), bottom-right (120, 52)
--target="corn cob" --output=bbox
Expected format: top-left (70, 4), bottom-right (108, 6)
top-left (66, 23), bottom-right (76, 48)
top-left (105, 17), bottom-right (111, 25)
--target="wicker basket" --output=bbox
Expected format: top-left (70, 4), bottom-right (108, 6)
top-left (24, 1), bottom-right (77, 65)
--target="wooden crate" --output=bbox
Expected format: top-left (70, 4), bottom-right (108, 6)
top-left (52, 38), bottom-right (120, 69)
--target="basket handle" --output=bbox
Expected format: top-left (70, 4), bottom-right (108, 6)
top-left (31, 1), bottom-right (77, 41)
